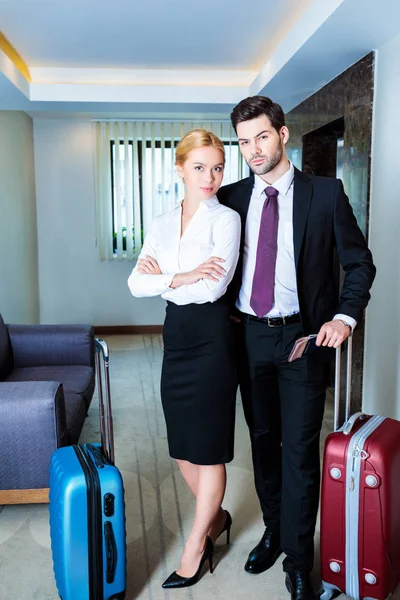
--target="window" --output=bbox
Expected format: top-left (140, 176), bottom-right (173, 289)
top-left (94, 121), bottom-right (247, 261)
top-left (110, 140), bottom-right (176, 254)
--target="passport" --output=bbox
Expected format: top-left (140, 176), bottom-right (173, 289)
top-left (288, 334), bottom-right (318, 362)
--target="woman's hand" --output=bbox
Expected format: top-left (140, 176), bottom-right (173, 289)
top-left (137, 255), bottom-right (162, 275)
top-left (170, 257), bottom-right (225, 289)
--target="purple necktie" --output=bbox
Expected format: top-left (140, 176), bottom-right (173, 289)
top-left (250, 186), bottom-right (279, 318)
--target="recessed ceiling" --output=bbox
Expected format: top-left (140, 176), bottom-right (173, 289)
top-left (0, 0), bottom-right (306, 69)
top-left (1, 0), bottom-right (400, 117)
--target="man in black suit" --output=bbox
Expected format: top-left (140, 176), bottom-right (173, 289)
top-left (217, 96), bottom-right (376, 600)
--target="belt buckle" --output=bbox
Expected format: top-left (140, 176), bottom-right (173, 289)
top-left (267, 316), bottom-right (283, 327)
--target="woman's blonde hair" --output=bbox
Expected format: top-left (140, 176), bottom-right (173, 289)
top-left (175, 128), bottom-right (225, 165)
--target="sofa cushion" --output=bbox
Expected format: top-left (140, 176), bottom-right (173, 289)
top-left (5, 365), bottom-right (93, 397)
top-left (0, 314), bottom-right (13, 381)
top-left (5, 366), bottom-right (94, 445)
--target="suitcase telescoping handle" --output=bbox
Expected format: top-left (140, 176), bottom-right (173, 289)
top-left (333, 334), bottom-right (352, 432)
top-left (95, 338), bottom-right (115, 465)
top-left (333, 333), bottom-right (368, 434)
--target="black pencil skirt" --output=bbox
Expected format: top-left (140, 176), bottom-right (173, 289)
top-left (161, 299), bottom-right (237, 465)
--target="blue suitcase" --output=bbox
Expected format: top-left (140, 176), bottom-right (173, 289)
top-left (49, 338), bottom-right (126, 600)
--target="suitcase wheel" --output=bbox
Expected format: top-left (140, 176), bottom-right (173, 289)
top-left (318, 588), bottom-right (341, 600)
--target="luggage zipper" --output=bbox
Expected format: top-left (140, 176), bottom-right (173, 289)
top-left (74, 445), bottom-right (104, 600)
top-left (345, 415), bottom-right (386, 600)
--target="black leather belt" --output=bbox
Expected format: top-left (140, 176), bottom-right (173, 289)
top-left (242, 312), bottom-right (301, 327)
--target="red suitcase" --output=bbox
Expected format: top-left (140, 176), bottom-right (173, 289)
top-left (319, 336), bottom-right (400, 600)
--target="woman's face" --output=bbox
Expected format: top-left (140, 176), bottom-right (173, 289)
top-left (177, 146), bottom-right (225, 200)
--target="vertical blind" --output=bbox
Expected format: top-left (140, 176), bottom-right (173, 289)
top-left (94, 120), bottom-right (247, 261)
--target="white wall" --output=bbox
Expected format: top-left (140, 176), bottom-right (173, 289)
top-left (363, 33), bottom-right (400, 418)
top-left (0, 111), bottom-right (39, 323)
top-left (33, 118), bottom-right (166, 325)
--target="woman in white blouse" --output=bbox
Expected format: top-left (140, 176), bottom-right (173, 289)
top-left (128, 129), bottom-right (241, 589)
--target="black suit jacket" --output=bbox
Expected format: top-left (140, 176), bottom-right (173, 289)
top-left (217, 167), bottom-right (376, 335)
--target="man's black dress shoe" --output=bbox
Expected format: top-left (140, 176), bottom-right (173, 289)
top-left (285, 570), bottom-right (316, 600)
top-left (244, 528), bottom-right (282, 574)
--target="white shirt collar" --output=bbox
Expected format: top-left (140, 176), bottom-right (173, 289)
top-left (201, 195), bottom-right (219, 210)
top-left (253, 160), bottom-right (295, 198)
top-left (178, 195), bottom-right (219, 211)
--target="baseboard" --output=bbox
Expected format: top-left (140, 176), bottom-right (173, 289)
top-left (94, 325), bottom-right (163, 335)
top-left (0, 488), bottom-right (49, 505)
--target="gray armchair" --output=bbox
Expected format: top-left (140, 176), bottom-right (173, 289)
top-left (0, 314), bottom-right (95, 504)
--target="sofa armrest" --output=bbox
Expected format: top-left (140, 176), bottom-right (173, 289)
top-left (8, 324), bottom-right (95, 369)
top-left (0, 381), bottom-right (67, 490)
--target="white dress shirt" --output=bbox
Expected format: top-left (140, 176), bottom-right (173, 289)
top-left (128, 196), bottom-right (241, 305)
top-left (238, 162), bottom-right (298, 317)
top-left (237, 162), bottom-right (356, 329)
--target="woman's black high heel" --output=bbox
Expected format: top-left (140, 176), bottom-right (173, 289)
top-left (216, 509), bottom-right (232, 545)
top-left (162, 536), bottom-right (214, 589)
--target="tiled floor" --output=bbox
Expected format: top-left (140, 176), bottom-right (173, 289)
top-left (0, 335), bottom-right (398, 599)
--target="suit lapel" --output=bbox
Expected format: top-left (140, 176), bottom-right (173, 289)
top-left (229, 176), bottom-right (254, 256)
top-left (293, 167), bottom-right (313, 268)
top-left (234, 175), bottom-right (253, 220)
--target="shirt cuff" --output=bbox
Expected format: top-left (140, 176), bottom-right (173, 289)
top-left (333, 313), bottom-right (357, 331)
top-left (166, 274), bottom-right (178, 289)
top-left (163, 274), bottom-right (176, 291)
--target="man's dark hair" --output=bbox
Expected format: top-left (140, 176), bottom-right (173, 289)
top-left (231, 96), bottom-right (285, 134)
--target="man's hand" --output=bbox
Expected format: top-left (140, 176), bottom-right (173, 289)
top-left (137, 255), bottom-right (162, 274)
top-left (170, 257), bottom-right (225, 288)
top-left (316, 319), bottom-right (351, 348)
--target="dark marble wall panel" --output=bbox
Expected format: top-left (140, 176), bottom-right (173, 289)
top-left (285, 52), bottom-right (375, 415)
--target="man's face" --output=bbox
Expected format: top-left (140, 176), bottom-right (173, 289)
top-left (236, 115), bottom-right (288, 177)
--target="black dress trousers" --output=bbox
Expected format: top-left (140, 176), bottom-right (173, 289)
top-left (239, 318), bottom-right (327, 573)
top-left (161, 299), bottom-right (237, 465)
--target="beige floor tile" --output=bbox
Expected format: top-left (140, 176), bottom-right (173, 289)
top-left (1, 334), bottom-right (398, 600)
